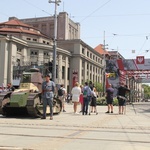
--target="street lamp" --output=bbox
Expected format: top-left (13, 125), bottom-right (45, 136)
top-left (102, 31), bottom-right (108, 95)
top-left (48, 0), bottom-right (61, 83)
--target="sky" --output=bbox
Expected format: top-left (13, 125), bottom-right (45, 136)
top-left (1, 0), bottom-right (150, 59)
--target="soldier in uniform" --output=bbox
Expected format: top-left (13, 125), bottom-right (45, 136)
top-left (41, 74), bottom-right (55, 120)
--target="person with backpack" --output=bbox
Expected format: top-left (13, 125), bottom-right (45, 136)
top-left (90, 87), bottom-right (98, 114)
top-left (58, 84), bottom-right (67, 112)
top-left (82, 82), bottom-right (92, 115)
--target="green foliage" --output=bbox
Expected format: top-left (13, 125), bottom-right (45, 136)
top-left (96, 97), bottom-right (118, 106)
top-left (142, 84), bottom-right (150, 98)
top-left (94, 82), bottom-right (103, 93)
top-left (113, 97), bottom-right (118, 106)
top-left (96, 97), bottom-right (106, 105)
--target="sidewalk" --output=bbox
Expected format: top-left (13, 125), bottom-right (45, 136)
top-left (0, 103), bottom-right (149, 150)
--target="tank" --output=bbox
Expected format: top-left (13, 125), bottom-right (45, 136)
top-left (0, 68), bottom-right (62, 117)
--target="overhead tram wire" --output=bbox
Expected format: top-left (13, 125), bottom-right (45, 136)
top-left (72, 13), bottom-right (150, 19)
top-left (22, 0), bottom-right (52, 15)
top-left (80, 0), bottom-right (112, 23)
top-left (135, 35), bottom-right (149, 56)
top-left (0, 12), bottom-right (9, 18)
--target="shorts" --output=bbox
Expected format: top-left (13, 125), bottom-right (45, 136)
top-left (106, 98), bottom-right (113, 105)
top-left (118, 98), bottom-right (126, 106)
top-left (90, 97), bottom-right (96, 106)
top-left (59, 96), bottom-right (65, 104)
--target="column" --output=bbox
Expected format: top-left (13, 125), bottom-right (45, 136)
top-left (64, 56), bottom-right (68, 90)
top-left (91, 65), bottom-right (93, 81)
top-left (58, 54), bottom-right (62, 84)
top-left (22, 47), bottom-right (28, 65)
top-left (0, 40), bottom-right (8, 85)
top-left (38, 50), bottom-right (44, 65)
top-left (7, 41), bottom-right (17, 84)
top-left (88, 64), bottom-right (91, 81)
top-left (84, 61), bottom-right (87, 82)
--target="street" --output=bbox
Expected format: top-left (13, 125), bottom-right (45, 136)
top-left (0, 103), bottom-right (150, 150)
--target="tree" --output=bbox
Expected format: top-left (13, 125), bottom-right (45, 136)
top-left (142, 84), bottom-right (150, 98)
top-left (94, 82), bottom-right (103, 93)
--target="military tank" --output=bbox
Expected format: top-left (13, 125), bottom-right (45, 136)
top-left (0, 68), bottom-right (62, 117)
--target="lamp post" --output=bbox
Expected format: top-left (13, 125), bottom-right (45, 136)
top-left (102, 31), bottom-right (108, 95)
top-left (48, 0), bottom-right (61, 83)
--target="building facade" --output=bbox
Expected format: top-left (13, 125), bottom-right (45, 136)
top-left (19, 12), bottom-right (80, 40)
top-left (57, 40), bottom-right (104, 88)
top-left (0, 19), bottom-right (104, 92)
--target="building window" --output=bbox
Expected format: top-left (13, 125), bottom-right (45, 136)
top-left (56, 65), bottom-right (58, 78)
top-left (90, 53), bottom-right (92, 59)
top-left (17, 48), bottom-right (21, 52)
top-left (96, 57), bottom-right (97, 62)
top-left (41, 24), bottom-right (47, 34)
top-left (50, 24), bottom-right (54, 38)
top-left (44, 52), bottom-right (48, 56)
top-left (93, 55), bottom-right (95, 60)
top-left (68, 68), bottom-right (70, 80)
top-left (43, 41), bottom-right (46, 44)
top-left (90, 65), bottom-right (92, 71)
top-left (26, 38), bottom-right (31, 40)
top-left (62, 66), bottom-right (65, 79)
top-left (87, 64), bottom-right (89, 69)
top-left (33, 24), bottom-right (38, 29)
top-left (33, 39), bottom-right (37, 42)
top-left (30, 50), bottom-right (38, 55)
top-left (87, 51), bottom-right (89, 57)
top-left (82, 48), bottom-right (85, 54)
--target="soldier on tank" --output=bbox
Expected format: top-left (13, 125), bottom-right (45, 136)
top-left (41, 74), bottom-right (55, 120)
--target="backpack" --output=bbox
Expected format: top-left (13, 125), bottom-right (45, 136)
top-left (83, 89), bottom-right (87, 98)
top-left (58, 88), bottom-right (64, 96)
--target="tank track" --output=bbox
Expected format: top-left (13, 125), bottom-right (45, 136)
top-left (0, 92), bottom-right (12, 114)
top-left (26, 93), bottom-right (41, 117)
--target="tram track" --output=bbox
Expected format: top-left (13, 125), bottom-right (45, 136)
top-left (0, 132), bottom-right (149, 144)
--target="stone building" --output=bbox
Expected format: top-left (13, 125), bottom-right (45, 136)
top-left (57, 39), bottom-right (104, 87)
top-left (19, 12), bottom-right (80, 40)
top-left (0, 18), bottom-right (104, 92)
top-left (0, 19), bottom-right (70, 90)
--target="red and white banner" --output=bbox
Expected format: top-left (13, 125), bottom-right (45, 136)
top-left (136, 56), bottom-right (145, 64)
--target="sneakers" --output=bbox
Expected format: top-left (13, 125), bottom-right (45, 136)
top-left (105, 111), bottom-right (113, 113)
top-left (63, 110), bottom-right (66, 112)
top-left (50, 117), bottom-right (53, 120)
top-left (105, 111), bottom-right (110, 113)
top-left (74, 112), bottom-right (79, 115)
top-left (41, 116), bottom-right (46, 119)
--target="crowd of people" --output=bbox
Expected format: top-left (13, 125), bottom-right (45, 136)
top-left (0, 74), bottom-right (130, 120)
top-left (41, 74), bottom-right (99, 120)
top-left (0, 83), bottom-right (15, 93)
top-left (41, 73), bottom-right (131, 120)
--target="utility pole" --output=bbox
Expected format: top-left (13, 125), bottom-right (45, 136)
top-left (103, 31), bottom-right (106, 96)
top-left (48, 0), bottom-right (61, 83)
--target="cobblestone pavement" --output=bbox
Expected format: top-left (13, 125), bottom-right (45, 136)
top-left (0, 103), bottom-right (149, 150)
